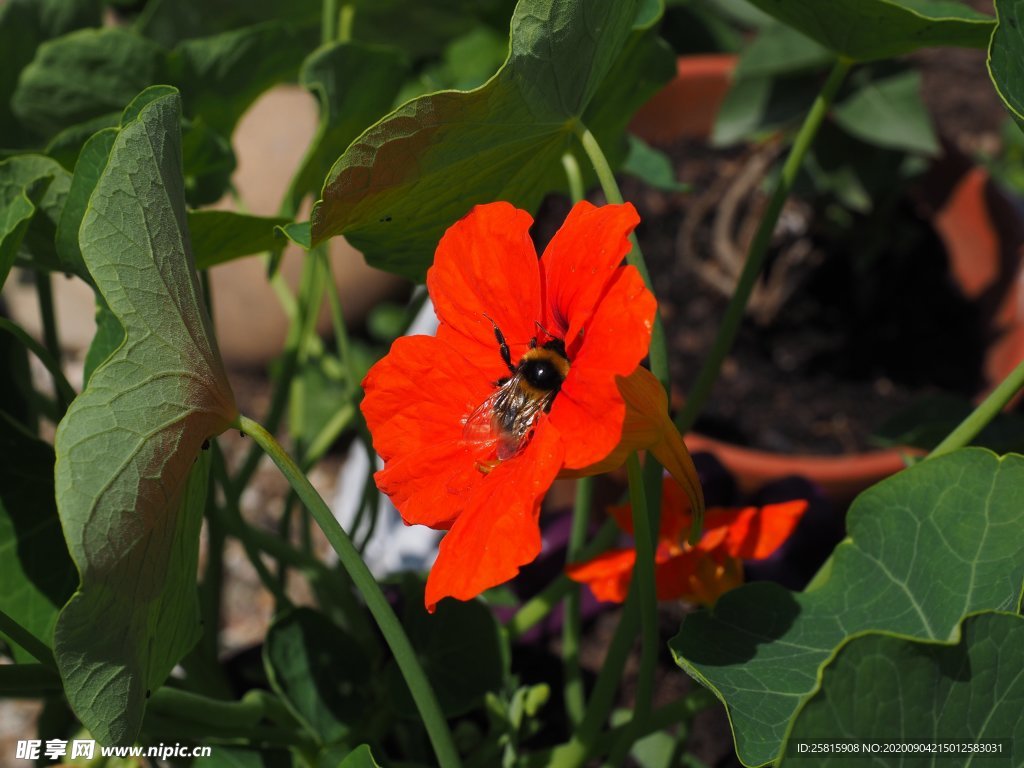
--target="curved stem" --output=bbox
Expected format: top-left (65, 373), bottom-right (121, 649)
top-left (548, 596), bottom-right (639, 768)
top-left (562, 477), bottom-right (593, 726)
top-left (627, 456), bottom-right (658, 724)
top-left (573, 121), bottom-right (670, 393)
top-left (321, 0), bottom-right (340, 43)
top-left (928, 357), bottom-right (1024, 459)
top-left (235, 414), bottom-right (462, 768)
top-left (211, 446), bottom-right (292, 606)
top-left (603, 453), bottom-right (659, 768)
top-left (675, 57), bottom-right (853, 434)
top-left (561, 152), bottom-right (585, 204)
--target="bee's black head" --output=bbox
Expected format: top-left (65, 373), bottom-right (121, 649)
top-left (521, 357), bottom-right (564, 391)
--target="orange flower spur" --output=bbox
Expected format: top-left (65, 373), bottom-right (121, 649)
top-left (567, 476), bottom-right (808, 606)
top-left (361, 200), bottom-right (703, 611)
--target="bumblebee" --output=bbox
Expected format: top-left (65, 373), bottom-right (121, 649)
top-left (462, 317), bottom-right (569, 463)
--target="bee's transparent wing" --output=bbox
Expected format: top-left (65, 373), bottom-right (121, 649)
top-left (462, 378), bottom-right (534, 461)
top-left (462, 388), bottom-right (502, 446)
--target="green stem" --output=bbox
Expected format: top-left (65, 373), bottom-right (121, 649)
top-left (929, 357), bottom-right (1024, 459)
top-left (675, 57), bottom-right (853, 434)
top-left (199, 471), bottom-right (225, 668)
top-left (0, 609), bottom-right (55, 668)
top-left (506, 518), bottom-right (618, 641)
top-left (0, 663), bottom-right (62, 695)
top-left (622, 454), bottom-right (655, 720)
top-left (211, 448), bottom-right (292, 607)
top-left (144, 710), bottom-right (314, 752)
top-left (549, 595), bottom-right (639, 768)
top-left (235, 414), bottom-right (462, 768)
top-left (35, 272), bottom-right (61, 369)
top-left (228, 265), bottom-right (316, 504)
top-left (289, 250), bottom-right (328, 449)
top-left (321, 0), bottom-right (340, 43)
top-left (146, 688), bottom-right (314, 751)
top-left (561, 152), bottom-right (585, 204)
top-left (323, 246), bottom-right (361, 400)
top-left (301, 402), bottom-right (356, 471)
top-left (0, 317), bottom-right (75, 415)
top-left (574, 120), bottom-right (669, 392)
top-left (338, 3), bottom-right (355, 42)
top-left (562, 478), bottom-right (593, 726)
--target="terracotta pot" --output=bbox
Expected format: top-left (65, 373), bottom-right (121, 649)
top-left (682, 153), bottom-right (1024, 504)
top-left (630, 54), bottom-right (738, 144)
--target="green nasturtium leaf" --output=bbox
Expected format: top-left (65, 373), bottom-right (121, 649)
top-left (338, 745), bottom-right (383, 768)
top-left (989, 0), bottom-right (1024, 134)
top-left (779, 612), bottom-right (1024, 765)
top-left (168, 22), bottom-right (317, 139)
top-left (82, 296), bottom-right (124, 390)
top-left (0, 0), bottom-right (102, 149)
top-left (285, 41), bottom-right (409, 214)
top-left (0, 415), bottom-right (76, 663)
top-left (264, 608), bottom-right (373, 746)
top-left (53, 90), bottom-right (237, 745)
top-left (350, 0), bottom-right (514, 58)
top-left (54, 127), bottom-right (117, 282)
top-left (743, 0), bottom-right (994, 61)
top-left (713, 71), bottom-right (820, 146)
top-left (734, 21), bottom-right (832, 79)
top-left (622, 134), bottom-right (688, 192)
top-left (187, 211), bottom-right (291, 269)
top-left (135, 0), bottom-right (320, 49)
top-left (44, 113), bottom-right (120, 172)
top-left (311, 0), bottom-right (674, 280)
top-left (832, 69), bottom-right (939, 155)
top-left (0, 154), bottom-right (70, 287)
top-left (276, 221), bottom-right (312, 250)
top-left (11, 28), bottom-right (166, 141)
top-left (180, 117), bottom-right (237, 207)
top-left (669, 448), bottom-right (1024, 768)
top-left (388, 575), bottom-right (509, 718)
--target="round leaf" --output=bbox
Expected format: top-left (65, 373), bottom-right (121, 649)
top-left (54, 90), bottom-right (237, 745)
top-left (670, 448), bottom-right (1024, 767)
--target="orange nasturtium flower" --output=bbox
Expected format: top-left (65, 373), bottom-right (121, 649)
top-left (567, 477), bottom-right (808, 605)
top-left (361, 201), bottom-right (703, 611)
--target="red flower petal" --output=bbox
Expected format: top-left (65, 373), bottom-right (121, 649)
top-left (707, 501), bottom-right (809, 559)
top-left (608, 476), bottom-right (693, 544)
top-left (427, 202), bottom-right (542, 382)
top-left (653, 549), bottom-right (704, 600)
top-left (373, 441), bottom-right (479, 530)
top-left (424, 421), bottom-right (564, 612)
top-left (566, 548), bottom-right (637, 603)
top-left (361, 334), bottom-right (492, 462)
top-left (361, 334), bottom-right (495, 529)
top-left (564, 367), bottom-right (704, 527)
top-left (540, 201), bottom-right (640, 345)
top-left (549, 266), bottom-right (655, 469)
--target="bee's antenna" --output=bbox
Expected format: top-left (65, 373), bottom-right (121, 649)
top-left (534, 320), bottom-right (556, 340)
top-left (483, 313), bottom-right (515, 374)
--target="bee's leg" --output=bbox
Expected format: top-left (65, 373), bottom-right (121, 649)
top-left (484, 313), bottom-right (515, 373)
top-left (528, 337), bottom-right (537, 349)
top-left (491, 376), bottom-right (510, 388)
